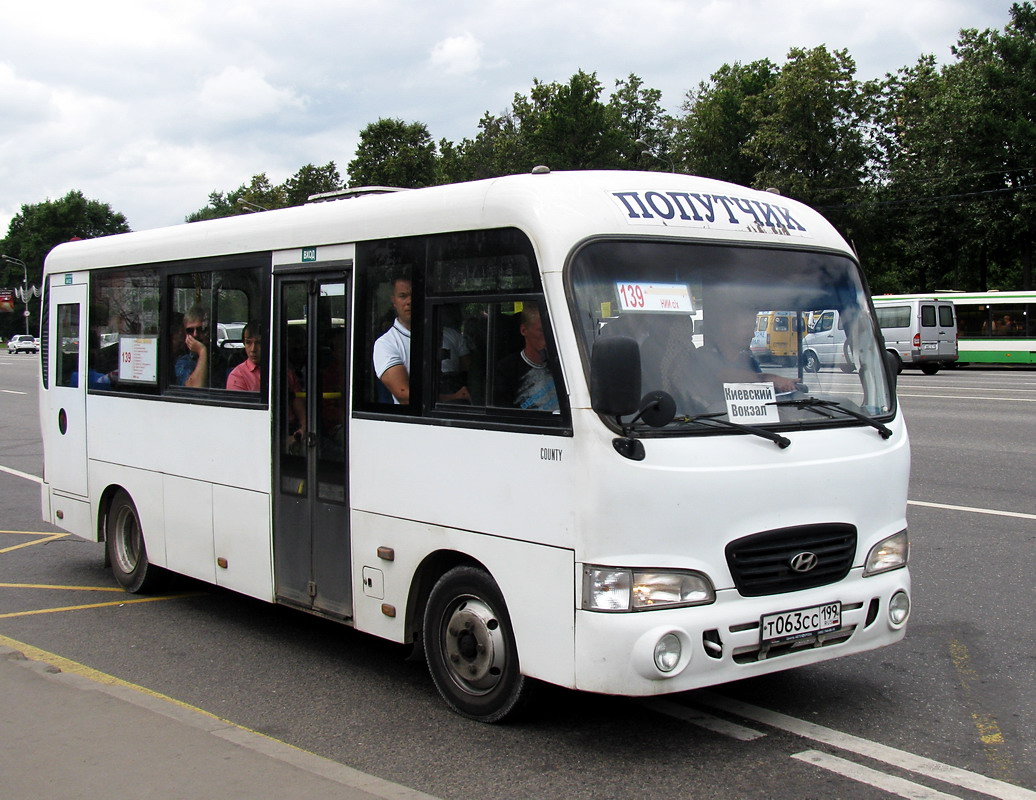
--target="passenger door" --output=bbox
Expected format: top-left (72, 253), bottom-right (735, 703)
top-left (919, 303), bottom-right (953, 359)
top-left (935, 303), bottom-right (957, 360)
top-left (43, 279), bottom-right (88, 497)
top-left (272, 273), bottom-right (352, 617)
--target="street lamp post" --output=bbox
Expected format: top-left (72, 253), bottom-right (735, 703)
top-left (235, 198), bottom-right (267, 213)
top-left (1, 255), bottom-right (30, 335)
top-left (635, 138), bottom-right (676, 173)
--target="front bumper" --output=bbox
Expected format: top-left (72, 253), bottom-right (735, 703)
top-left (572, 566), bottom-right (910, 695)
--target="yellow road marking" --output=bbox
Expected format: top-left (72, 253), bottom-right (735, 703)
top-left (0, 594), bottom-right (199, 619)
top-left (0, 633), bottom-right (320, 759)
top-left (0, 530), bottom-right (67, 535)
top-left (0, 582), bottom-right (125, 592)
top-left (948, 638), bottom-right (1015, 779)
top-left (0, 532), bottom-right (68, 554)
top-left (0, 632), bottom-right (226, 720)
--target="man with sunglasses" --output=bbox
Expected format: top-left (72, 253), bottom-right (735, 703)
top-left (175, 305), bottom-right (209, 387)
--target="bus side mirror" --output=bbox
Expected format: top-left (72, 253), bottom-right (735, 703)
top-left (883, 350), bottom-right (899, 392)
top-left (591, 336), bottom-right (641, 417)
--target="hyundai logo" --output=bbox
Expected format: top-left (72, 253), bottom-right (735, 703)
top-left (789, 552), bottom-right (819, 572)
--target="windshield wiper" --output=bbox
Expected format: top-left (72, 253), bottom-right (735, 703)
top-left (772, 398), bottom-right (892, 439)
top-left (675, 413), bottom-right (791, 449)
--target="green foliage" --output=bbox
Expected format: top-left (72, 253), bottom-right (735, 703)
top-left (186, 162), bottom-right (342, 222)
top-left (0, 189), bottom-right (130, 338)
top-left (347, 119), bottom-right (437, 188)
top-left (610, 74), bottom-right (674, 170)
top-left (860, 2), bottom-right (1036, 291)
top-left (673, 59), bottom-right (779, 185)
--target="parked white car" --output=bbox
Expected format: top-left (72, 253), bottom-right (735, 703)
top-left (7, 334), bottom-right (38, 354)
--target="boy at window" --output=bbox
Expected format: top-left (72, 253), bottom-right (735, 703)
top-left (494, 303), bottom-right (558, 411)
top-left (227, 321), bottom-right (262, 392)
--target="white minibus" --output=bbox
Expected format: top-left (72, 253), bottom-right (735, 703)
top-left (872, 297), bottom-right (957, 374)
top-left (38, 170), bottom-right (911, 721)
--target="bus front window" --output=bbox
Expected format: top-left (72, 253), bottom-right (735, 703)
top-left (569, 240), bottom-right (893, 432)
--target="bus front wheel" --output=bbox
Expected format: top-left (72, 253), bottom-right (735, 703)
top-left (423, 566), bottom-right (531, 723)
top-left (106, 491), bottom-right (165, 593)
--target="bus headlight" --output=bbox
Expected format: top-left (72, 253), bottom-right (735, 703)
top-left (864, 530), bottom-right (909, 576)
top-left (583, 567), bottom-right (715, 611)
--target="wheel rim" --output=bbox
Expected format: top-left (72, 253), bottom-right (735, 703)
top-left (112, 505), bottom-right (142, 575)
top-left (439, 596), bottom-right (507, 696)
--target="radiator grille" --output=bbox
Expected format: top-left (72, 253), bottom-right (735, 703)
top-left (726, 524), bottom-right (857, 597)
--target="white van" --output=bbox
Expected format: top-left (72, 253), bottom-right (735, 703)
top-left (801, 309), bottom-right (854, 372)
top-left (872, 297), bottom-right (957, 374)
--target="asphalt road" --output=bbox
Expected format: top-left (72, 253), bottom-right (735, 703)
top-left (2, 351), bottom-right (1034, 799)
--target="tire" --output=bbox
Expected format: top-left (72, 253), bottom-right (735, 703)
top-left (424, 566), bottom-right (531, 723)
top-left (803, 351), bottom-right (820, 373)
top-left (920, 363), bottom-right (940, 375)
top-left (106, 490), bottom-right (166, 593)
top-left (887, 350), bottom-right (903, 374)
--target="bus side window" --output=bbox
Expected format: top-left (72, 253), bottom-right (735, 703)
top-left (57, 304), bottom-right (80, 388)
top-left (214, 268), bottom-right (264, 395)
top-left (169, 272), bottom-right (213, 389)
top-left (434, 303), bottom-right (475, 405)
top-left (88, 267), bottom-right (161, 394)
top-left (487, 300), bottom-right (560, 413)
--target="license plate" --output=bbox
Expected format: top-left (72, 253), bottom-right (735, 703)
top-left (921, 342), bottom-right (937, 350)
top-left (760, 602), bottom-right (841, 644)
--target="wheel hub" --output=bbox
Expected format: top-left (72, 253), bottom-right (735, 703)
top-left (442, 598), bottom-right (505, 694)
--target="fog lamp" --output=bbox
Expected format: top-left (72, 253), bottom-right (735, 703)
top-left (653, 633), bottom-right (682, 672)
top-left (889, 591), bottom-right (910, 626)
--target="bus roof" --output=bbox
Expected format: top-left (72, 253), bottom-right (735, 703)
top-left (45, 170), bottom-right (851, 275)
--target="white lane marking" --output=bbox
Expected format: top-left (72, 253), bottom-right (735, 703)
top-left (1, 389), bottom-right (27, 395)
top-left (0, 465), bottom-right (42, 484)
top-left (698, 692), bottom-right (1036, 800)
top-left (897, 382), bottom-right (1036, 392)
top-left (792, 750), bottom-right (965, 800)
top-left (640, 697), bottom-right (766, 741)
top-left (908, 500), bottom-right (1036, 521)
top-left (898, 393), bottom-right (1036, 402)
top-left (791, 754), bottom-right (969, 795)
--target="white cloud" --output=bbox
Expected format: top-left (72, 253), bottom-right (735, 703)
top-left (0, 0), bottom-right (1016, 233)
top-left (429, 32), bottom-right (484, 77)
top-left (197, 66), bottom-right (307, 124)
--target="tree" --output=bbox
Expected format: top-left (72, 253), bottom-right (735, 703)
top-left (0, 190), bottom-right (129, 338)
top-left (609, 74), bottom-right (674, 170)
top-left (186, 173), bottom-right (287, 222)
top-left (672, 59), bottom-right (779, 184)
top-left (347, 119), bottom-right (438, 188)
top-left (865, 3), bottom-right (1036, 292)
top-left (186, 163), bottom-right (344, 222)
top-left (283, 162), bottom-right (343, 205)
top-left (745, 47), bottom-right (873, 211)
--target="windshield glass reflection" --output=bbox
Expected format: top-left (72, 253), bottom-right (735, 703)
top-left (569, 240), bottom-right (893, 432)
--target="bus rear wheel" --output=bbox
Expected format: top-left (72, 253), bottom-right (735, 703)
top-left (424, 566), bottom-right (531, 723)
top-left (106, 491), bottom-right (166, 593)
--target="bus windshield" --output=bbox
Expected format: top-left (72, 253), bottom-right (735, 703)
top-left (569, 240), bottom-right (893, 430)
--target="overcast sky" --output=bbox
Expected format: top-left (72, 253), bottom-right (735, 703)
top-left (0, 0), bottom-right (1013, 235)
